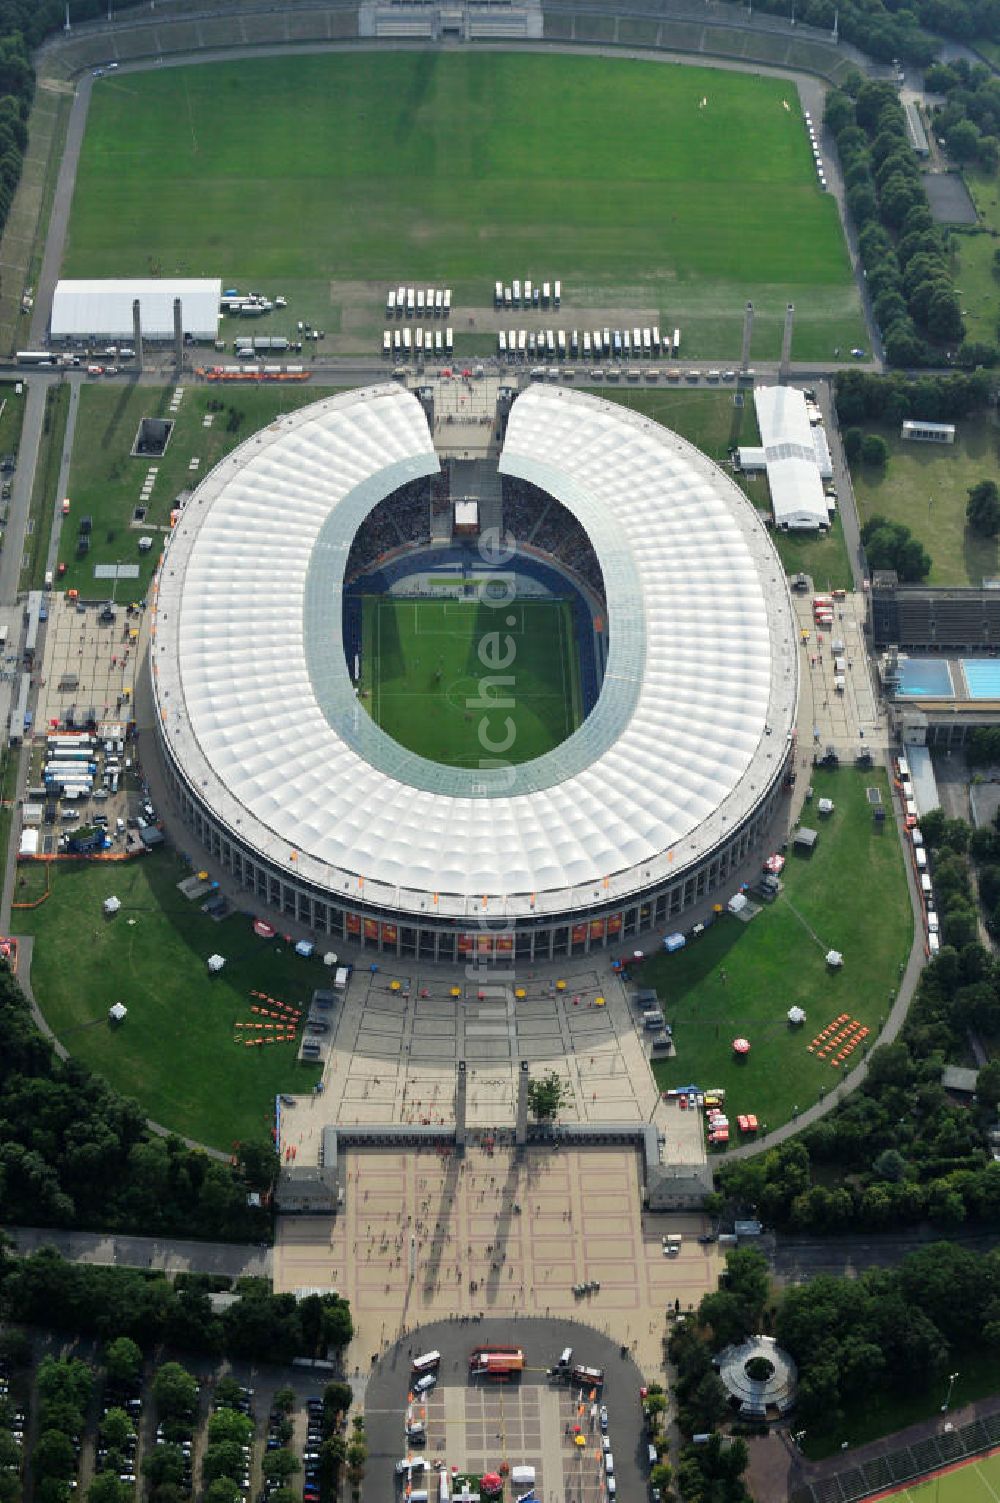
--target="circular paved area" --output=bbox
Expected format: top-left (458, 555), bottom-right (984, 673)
top-left (366, 1317), bottom-right (648, 1503)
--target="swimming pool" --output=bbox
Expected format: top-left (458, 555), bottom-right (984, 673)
top-left (963, 659), bottom-right (1000, 698)
top-left (896, 659), bottom-right (954, 697)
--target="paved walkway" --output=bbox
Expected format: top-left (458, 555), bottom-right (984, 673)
top-left (3, 1223), bottom-right (270, 1277)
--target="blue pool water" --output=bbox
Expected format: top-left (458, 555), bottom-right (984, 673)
top-left (896, 659), bottom-right (953, 697)
top-left (963, 659), bottom-right (1000, 698)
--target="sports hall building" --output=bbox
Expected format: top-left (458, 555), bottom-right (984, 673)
top-left (151, 383), bottom-right (799, 963)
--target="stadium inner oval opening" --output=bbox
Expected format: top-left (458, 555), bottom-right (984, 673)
top-left (341, 475), bottom-right (608, 772)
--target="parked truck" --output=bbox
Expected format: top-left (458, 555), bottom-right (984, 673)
top-left (469, 1347), bottom-right (524, 1379)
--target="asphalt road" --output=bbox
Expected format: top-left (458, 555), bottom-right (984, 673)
top-left (4, 1224), bottom-right (272, 1278)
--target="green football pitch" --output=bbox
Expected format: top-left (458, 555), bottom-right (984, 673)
top-left (360, 596), bottom-right (582, 767)
top-left (894, 1449), bottom-right (1000, 1501)
top-left (66, 53), bottom-right (864, 359)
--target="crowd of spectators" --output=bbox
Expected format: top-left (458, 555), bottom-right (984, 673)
top-left (345, 480), bottom-right (431, 578)
top-left (502, 478), bottom-right (605, 601)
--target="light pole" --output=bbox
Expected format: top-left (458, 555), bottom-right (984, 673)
top-left (942, 1371), bottom-right (960, 1412)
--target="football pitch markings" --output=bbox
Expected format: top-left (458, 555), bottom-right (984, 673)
top-left (361, 595), bottom-right (582, 767)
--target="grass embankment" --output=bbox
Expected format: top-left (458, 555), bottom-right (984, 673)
top-left (647, 769), bottom-right (912, 1139)
top-left (18, 852), bottom-right (322, 1148)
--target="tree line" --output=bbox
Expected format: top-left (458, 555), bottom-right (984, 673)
top-left (0, 1248), bottom-right (353, 1362)
top-left (924, 59), bottom-right (1000, 176)
top-left (0, 958), bottom-right (279, 1242)
top-left (826, 81), bottom-right (972, 368)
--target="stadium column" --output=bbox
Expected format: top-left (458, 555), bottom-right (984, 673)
top-left (780, 302), bottom-right (795, 380)
top-left (515, 1059), bottom-right (529, 1147)
top-left (456, 1060), bottom-right (467, 1149)
top-left (132, 299), bottom-right (143, 375)
top-left (741, 301), bottom-right (754, 373)
top-left (173, 297), bottom-right (183, 372)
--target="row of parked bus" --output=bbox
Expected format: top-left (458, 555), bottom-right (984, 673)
top-left (499, 326), bottom-right (679, 360)
top-left (382, 327), bottom-right (454, 358)
top-left (495, 278), bottom-right (560, 310)
top-left (387, 287), bottom-right (452, 319)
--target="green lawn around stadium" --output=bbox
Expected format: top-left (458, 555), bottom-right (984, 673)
top-left (647, 768), bottom-right (912, 1140)
top-left (17, 852), bottom-right (321, 1150)
top-left (66, 53), bottom-right (864, 359)
top-left (359, 595), bottom-right (582, 767)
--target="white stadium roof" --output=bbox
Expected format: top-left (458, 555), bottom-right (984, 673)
top-left (51, 278), bottom-right (221, 341)
top-left (153, 384), bottom-right (798, 922)
top-left (754, 384), bottom-right (829, 531)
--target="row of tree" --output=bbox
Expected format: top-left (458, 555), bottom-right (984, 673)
top-left (834, 369), bottom-right (994, 424)
top-left (0, 957), bottom-right (279, 1241)
top-left (826, 82), bottom-right (968, 367)
top-left (0, 1249), bottom-right (353, 1362)
top-left (861, 514), bottom-right (931, 580)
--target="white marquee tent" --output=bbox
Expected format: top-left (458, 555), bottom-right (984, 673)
top-left (754, 385), bottom-right (829, 531)
top-left (51, 279), bottom-right (222, 342)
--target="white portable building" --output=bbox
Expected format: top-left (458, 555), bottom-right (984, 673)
top-left (51, 279), bottom-right (222, 341)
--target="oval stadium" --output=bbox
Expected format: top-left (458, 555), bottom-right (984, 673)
top-left (151, 380), bottom-right (799, 964)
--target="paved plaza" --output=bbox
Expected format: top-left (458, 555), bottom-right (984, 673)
top-left (273, 1143), bottom-right (720, 1377)
top-left (35, 592), bottom-right (146, 728)
top-left (279, 964), bottom-right (705, 1164)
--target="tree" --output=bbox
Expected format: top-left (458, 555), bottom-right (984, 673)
top-left (202, 1443), bottom-right (246, 1487)
top-left (323, 1381), bottom-right (353, 1422)
top-left (208, 1409), bottom-right (253, 1447)
top-left (977, 1059), bottom-right (1000, 1110)
top-left (87, 1476), bottom-right (131, 1503)
top-left (235, 1141), bottom-right (279, 1195)
top-left (968, 480), bottom-right (1000, 537)
top-left (142, 1445), bottom-right (185, 1491)
top-left (152, 1363), bottom-right (197, 1426)
top-left (697, 1290), bottom-right (751, 1347)
top-left (926, 286), bottom-right (965, 344)
top-left (843, 426), bottom-right (863, 462)
top-left (526, 1070), bottom-right (570, 1121)
top-left (33, 1430), bottom-right (77, 1481)
top-left (861, 433), bottom-right (890, 467)
top-left (273, 1386), bottom-right (296, 1415)
top-left (99, 1409), bottom-right (135, 1453)
top-left (948, 118), bottom-right (982, 161)
top-left (212, 1377), bottom-right (243, 1410)
top-left (204, 1483), bottom-right (241, 1503)
top-left (261, 1452), bottom-right (300, 1481)
top-left (103, 1337), bottom-right (142, 1389)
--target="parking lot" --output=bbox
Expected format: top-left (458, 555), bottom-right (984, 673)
top-left (365, 1318), bottom-right (649, 1503)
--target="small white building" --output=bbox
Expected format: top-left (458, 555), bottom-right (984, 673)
top-left (901, 419), bottom-right (955, 444)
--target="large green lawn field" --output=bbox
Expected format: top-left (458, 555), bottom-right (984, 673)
top-left (18, 853), bottom-right (322, 1148)
top-left (647, 768), bottom-right (912, 1139)
top-left (65, 53), bottom-right (864, 360)
top-left (361, 595), bottom-right (581, 767)
top-left (850, 413), bottom-right (1000, 586)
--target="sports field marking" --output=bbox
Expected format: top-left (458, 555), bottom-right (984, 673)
top-left (977, 1459), bottom-right (1000, 1503)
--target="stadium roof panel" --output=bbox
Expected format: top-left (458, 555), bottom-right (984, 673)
top-left (51, 278), bottom-right (222, 340)
top-left (154, 384), bottom-right (798, 917)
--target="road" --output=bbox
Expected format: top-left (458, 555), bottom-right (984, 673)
top-left (770, 1226), bottom-right (1000, 1280)
top-left (4, 1223), bottom-right (272, 1278)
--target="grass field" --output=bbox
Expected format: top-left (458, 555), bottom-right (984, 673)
top-left (898, 1451), bottom-right (1000, 1502)
top-left (62, 383), bottom-right (338, 594)
top-left (850, 413), bottom-right (1000, 586)
top-left (360, 596), bottom-right (581, 767)
top-left (596, 386), bottom-right (853, 588)
top-left (17, 852), bottom-right (322, 1148)
top-left (66, 53), bottom-right (865, 360)
top-left (647, 768), bottom-right (912, 1138)
top-left (954, 168), bottom-right (1000, 348)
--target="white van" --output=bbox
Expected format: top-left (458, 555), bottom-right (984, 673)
top-left (409, 1492), bottom-right (429, 1503)
top-left (412, 1351), bottom-right (440, 1374)
top-left (927, 910), bottom-right (939, 933)
top-left (396, 1457), bottom-right (427, 1476)
top-left (929, 932), bottom-right (940, 954)
top-left (915, 848), bottom-right (928, 870)
top-left (911, 828), bottom-right (924, 847)
top-left (510, 1467), bottom-right (536, 1488)
top-left (897, 756), bottom-right (910, 779)
top-left (920, 873), bottom-right (932, 895)
top-left (605, 1453), bottom-right (615, 1476)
